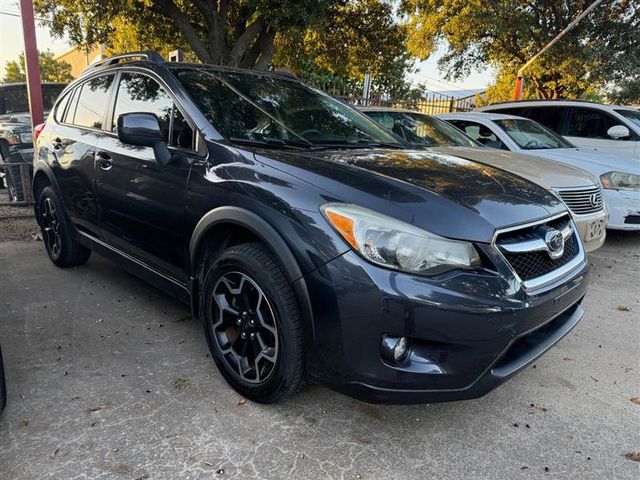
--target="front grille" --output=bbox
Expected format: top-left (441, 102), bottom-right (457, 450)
top-left (495, 214), bottom-right (582, 285)
top-left (502, 234), bottom-right (579, 281)
top-left (555, 186), bottom-right (604, 215)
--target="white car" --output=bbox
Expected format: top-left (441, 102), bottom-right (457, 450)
top-left (360, 107), bottom-right (608, 251)
top-left (438, 112), bottom-right (640, 231)
top-left (478, 100), bottom-right (640, 158)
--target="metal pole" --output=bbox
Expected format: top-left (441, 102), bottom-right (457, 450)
top-left (19, 0), bottom-right (44, 129)
top-left (514, 0), bottom-right (605, 100)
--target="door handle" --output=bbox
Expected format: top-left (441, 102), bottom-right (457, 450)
top-left (51, 138), bottom-right (63, 150)
top-left (96, 151), bottom-right (113, 170)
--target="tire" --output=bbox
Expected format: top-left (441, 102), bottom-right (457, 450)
top-left (38, 186), bottom-right (91, 267)
top-left (0, 345), bottom-right (6, 413)
top-left (202, 242), bottom-right (305, 403)
top-left (5, 164), bottom-right (24, 202)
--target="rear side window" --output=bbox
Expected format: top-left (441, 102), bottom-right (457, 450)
top-left (54, 91), bottom-right (71, 123)
top-left (521, 107), bottom-right (565, 132)
top-left (72, 75), bottom-right (114, 129)
top-left (566, 107), bottom-right (621, 139)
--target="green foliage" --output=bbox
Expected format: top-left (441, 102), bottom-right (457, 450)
top-left (2, 51), bottom-right (73, 83)
top-left (274, 0), bottom-right (420, 98)
top-left (400, 0), bottom-right (640, 100)
top-left (35, 0), bottom-right (340, 69)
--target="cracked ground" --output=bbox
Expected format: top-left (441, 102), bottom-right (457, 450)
top-left (0, 233), bottom-right (638, 479)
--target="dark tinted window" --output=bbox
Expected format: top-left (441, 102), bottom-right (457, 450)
top-left (521, 107), bottom-right (565, 132)
top-left (112, 72), bottom-right (193, 149)
top-left (73, 75), bottom-right (114, 129)
top-left (63, 87), bottom-right (80, 124)
top-left (566, 107), bottom-right (621, 139)
top-left (54, 90), bottom-right (71, 123)
top-left (112, 73), bottom-right (172, 140)
top-left (0, 84), bottom-right (66, 116)
top-left (173, 68), bottom-right (400, 146)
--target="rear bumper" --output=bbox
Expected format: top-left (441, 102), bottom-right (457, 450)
top-left (302, 247), bottom-right (589, 404)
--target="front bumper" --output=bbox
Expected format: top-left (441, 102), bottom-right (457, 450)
top-left (573, 210), bottom-right (608, 252)
top-left (603, 189), bottom-right (640, 230)
top-left (301, 246), bottom-right (588, 404)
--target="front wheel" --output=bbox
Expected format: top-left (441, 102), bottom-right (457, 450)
top-left (38, 186), bottom-right (91, 267)
top-left (202, 243), bottom-right (305, 403)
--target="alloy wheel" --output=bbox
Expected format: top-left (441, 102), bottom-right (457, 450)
top-left (211, 271), bottom-right (279, 384)
top-left (41, 197), bottom-right (61, 257)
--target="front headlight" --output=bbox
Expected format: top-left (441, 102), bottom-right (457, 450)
top-left (3, 132), bottom-right (21, 145)
top-left (322, 203), bottom-right (481, 275)
top-left (600, 171), bottom-right (640, 191)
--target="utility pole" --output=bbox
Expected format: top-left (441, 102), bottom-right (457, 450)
top-left (19, 0), bottom-right (44, 129)
top-left (513, 0), bottom-right (605, 100)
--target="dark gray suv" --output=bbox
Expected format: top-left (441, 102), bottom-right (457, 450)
top-left (33, 52), bottom-right (589, 404)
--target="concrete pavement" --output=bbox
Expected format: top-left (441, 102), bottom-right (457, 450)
top-left (0, 234), bottom-right (638, 479)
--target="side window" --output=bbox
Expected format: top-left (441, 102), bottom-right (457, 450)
top-left (566, 107), bottom-right (622, 139)
top-left (112, 72), bottom-right (194, 150)
top-left (112, 73), bottom-right (172, 141)
top-left (523, 107), bottom-right (565, 132)
top-left (73, 75), bottom-right (114, 129)
top-left (54, 90), bottom-right (71, 123)
top-left (171, 108), bottom-right (194, 149)
top-left (449, 120), bottom-right (505, 148)
top-left (63, 87), bottom-right (80, 124)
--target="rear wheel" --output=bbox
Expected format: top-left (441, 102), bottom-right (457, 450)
top-left (202, 242), bottom-right (305, 403)
top-left (38, 186), bottom-right (91, 267)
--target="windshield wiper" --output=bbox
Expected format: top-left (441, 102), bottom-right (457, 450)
top-left (229, 137), bottom-right (312, 150)
top-left (312, 139), bottom-right (404, 150)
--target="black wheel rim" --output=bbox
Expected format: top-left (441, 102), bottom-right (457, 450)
top-left (211, 271), bottom-right (279, 384)
top-left (41, 197), bottom-right (61, 257)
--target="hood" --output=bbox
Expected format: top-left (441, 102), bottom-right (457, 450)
top-left (431, 146), bottom-right (597, 189)
top-left (530, 148), bottom-right (640, 175)
top-left (257, 147), bottom-right (565, 242)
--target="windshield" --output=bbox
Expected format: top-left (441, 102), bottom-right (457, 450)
top-left (495, 118), bottom-right (574, 150)
top-left (615, 109), bottom-right (640, 129)
top-left (366, 110), bottom-right (478, 147)
top-left (0, 84), bottom-right (66, 117)
top-left (173, 68), bottom-right (402, 148)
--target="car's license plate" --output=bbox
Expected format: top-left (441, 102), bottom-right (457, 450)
top-left (585, 219), bottom-right (605, 241)
top-left (20, 132), bottom-right (33, 144)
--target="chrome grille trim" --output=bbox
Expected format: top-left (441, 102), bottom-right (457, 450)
top-left (555, 186), bottom-right (605, 215)
top-left (492, 213), bottom-right (587, 291)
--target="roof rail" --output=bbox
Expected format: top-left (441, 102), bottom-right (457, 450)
top-left (81, 51), bottom-right (164, 76)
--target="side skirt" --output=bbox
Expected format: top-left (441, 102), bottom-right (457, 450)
top-left (77, 232), bottom-right (191, 306)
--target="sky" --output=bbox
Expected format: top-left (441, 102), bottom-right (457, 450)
top-left (0, 2), bottom-right (493, 91)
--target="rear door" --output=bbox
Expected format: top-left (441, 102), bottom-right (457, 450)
top-left (94, 71), bottom-right (196, 281)
top-left (564, 106), bottom-right (639, 156)
top-left (47, 74), bottom-right (115, 237)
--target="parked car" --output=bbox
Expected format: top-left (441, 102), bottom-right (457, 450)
top-left (361, 107), bottom-right (607, 251)
top-left (33, 52), bottom-right (589, 404)
top-left (478, 100), bottom-right (640, 158)
top-left (0, 82), bottom-right (67, 201)
top-left (438, 112), bottom-right (640, 230)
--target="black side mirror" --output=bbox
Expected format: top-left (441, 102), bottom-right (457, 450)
top-left (117, 112), bottom-right (172, 166)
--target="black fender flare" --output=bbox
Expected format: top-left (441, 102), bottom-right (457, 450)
top-left (189, 206), bottom-right (314, 342)
top-left (31, 161), bottom-right (62, 221)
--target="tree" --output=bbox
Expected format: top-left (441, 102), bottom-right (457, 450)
top-left (274, 0), bottom-right (420, 98)
top-left (2, 50), bottom-right (73, 83)
top-left (35, 0), bottom-right (340, 70)
top-left (400, 1), bottom-right (640, 100)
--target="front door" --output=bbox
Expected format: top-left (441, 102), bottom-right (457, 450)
top-left (94, 72), bottom-right (197, 281)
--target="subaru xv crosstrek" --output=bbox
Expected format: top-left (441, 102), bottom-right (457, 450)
top-left (33, 52), bottom-right (589, 404)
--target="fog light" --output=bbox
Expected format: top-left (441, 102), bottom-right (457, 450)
top-left (381, 335), bottom-right (410, 364)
